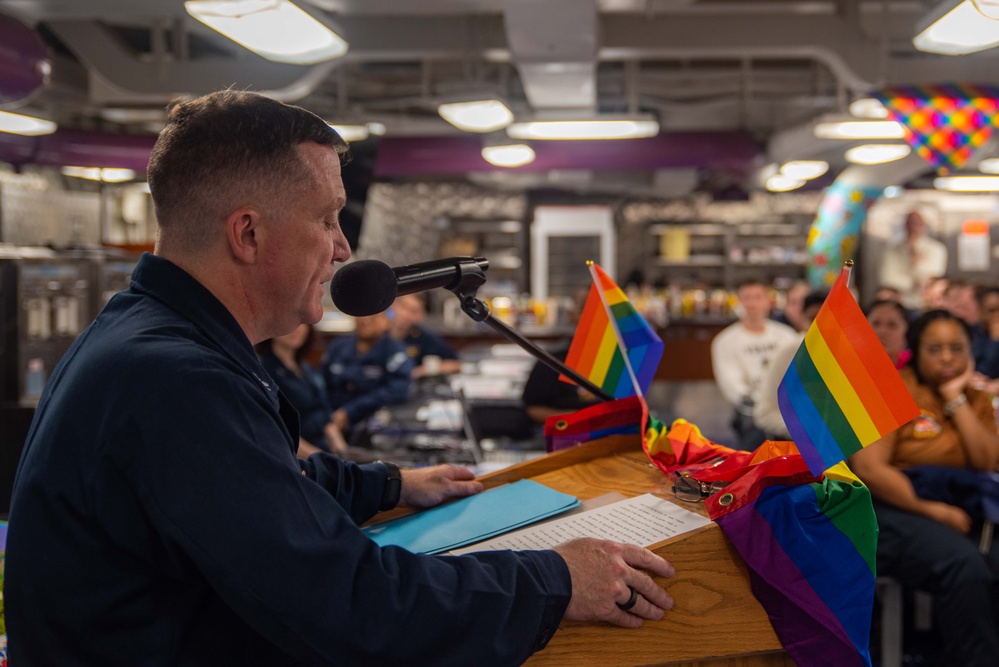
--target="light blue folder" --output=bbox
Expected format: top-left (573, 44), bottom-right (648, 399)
top-left (362, 479), bottom-right (579, 554)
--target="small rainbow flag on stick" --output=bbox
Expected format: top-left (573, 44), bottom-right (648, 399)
top-left (778, 262), bottom-right (920, 475)
top-left (562, 262), bottom-right (664, 399)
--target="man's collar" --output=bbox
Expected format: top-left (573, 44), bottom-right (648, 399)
top-left (129, 253), bottom-right (263, 378)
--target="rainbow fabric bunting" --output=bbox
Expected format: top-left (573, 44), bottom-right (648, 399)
top-left (778, 265), bottom-right (920, 476)
top-left (562, 263), bottom-right (664, 398)
top-left (645, 422), bottom-right (878, 667)
top-left (708, 461), bottom-right (877, 667)
top-left (875, 84), bottom-right (999, 173)
top-left (544, 395), bottom-right (647, 452)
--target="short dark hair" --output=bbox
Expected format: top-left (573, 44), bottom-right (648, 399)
top-left (864, 299), bottom-right (909, 322)
top-left (976, 285), bottom-right (999, 305)
top-left (147, 90), bottom-right (350, 252)
top-left (802, 290), bottom-right (828, 313)
top-left (255, 323), bottom-right (317, 366)
top-left (736, 277), bottom-right (767, 291)
top-left (906, 309), bottom-right (973, 384)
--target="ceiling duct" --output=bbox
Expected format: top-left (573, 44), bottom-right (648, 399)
top-left (503, 0), bottom-right (598, 111)
top-left (0, 12), bottom-right (51, 105)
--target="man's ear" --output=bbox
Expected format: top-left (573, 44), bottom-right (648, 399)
top-left (225, 207), bottom-right (259, 264)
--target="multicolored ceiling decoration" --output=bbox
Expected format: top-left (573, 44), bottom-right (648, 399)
top-left (874, 84), bottom-right (999, 174)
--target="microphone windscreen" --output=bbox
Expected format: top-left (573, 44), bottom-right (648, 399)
top-left (329, 259), bottom-right (398, 316)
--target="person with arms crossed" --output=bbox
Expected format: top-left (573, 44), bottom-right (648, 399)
top-left (878, 209), bottom-right (948, 310)
top-left (711, 277), bottom-right (798, 450)
top-left (4, 90), bottom-right (676, 667)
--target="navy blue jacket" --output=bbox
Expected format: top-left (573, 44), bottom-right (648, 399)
top-left (5, 254), bottom-right (570, 666)
top-left (400, 325), bottom-right (459, 365)
top-left (321, 334), bottom-right (412, 424)
top-left (972, 324), bottom-right (999, 379)
top-left (260, 352), bottom-right (332, 451)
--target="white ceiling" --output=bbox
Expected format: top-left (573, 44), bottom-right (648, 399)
top-left (1, 0), bottom-right (997, 182)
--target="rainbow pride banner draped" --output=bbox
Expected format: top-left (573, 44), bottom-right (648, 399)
top-left (644, 422), bottom-right (878, 667)
top-left (562, 263), bottom-right (664, 398)
top-left (875, 83), bottom-right (999, 173)
top-left (544, 395), bottom-right (647, 452)
top-left (778, 265), bottom-right (919, 476)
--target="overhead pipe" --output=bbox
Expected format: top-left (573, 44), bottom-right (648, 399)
top-left (0, 12), bottom-right (51, 105)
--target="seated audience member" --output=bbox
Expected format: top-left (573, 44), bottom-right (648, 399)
top-left (322, 311), bottom-right (413, 435)
top-left (258, 323), bottom-right (348, 457)
top-left (972, 286), bottom-right (999, 382)
top-left (920, 275), bottom-right (949, 311)
top-left (521, 343), bottom-right (601, 425)
top-left (866, 300), bottom-right (911, 369)
top-left (753, 290), bottom-right (827, 440)
top-left (388, 293), bottom-right (462, 378)
top-left (522, 289), bottom-right (601, 424)
top-left (711, 277), bottom-right (798, 450)
top-left (849, 310), bottom-right (999, 667)
top-left (772, 280), bottom-right (811, 332)
top-left (873, 285), bottom-right (903, 304)
top-left (943, 279), bottom-right (980, 325)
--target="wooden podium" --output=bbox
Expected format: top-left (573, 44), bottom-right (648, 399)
top-left (472, 435), bottom-right (795, 667)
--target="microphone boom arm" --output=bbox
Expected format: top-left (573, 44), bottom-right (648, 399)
top-left (446, 266), bottom-right (614, 402)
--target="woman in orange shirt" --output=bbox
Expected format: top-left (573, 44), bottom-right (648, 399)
top-left (850, 310), bottom-right (999, 666)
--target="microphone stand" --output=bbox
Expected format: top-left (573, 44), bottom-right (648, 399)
top-left (446, 259), bottom-right (614, 402)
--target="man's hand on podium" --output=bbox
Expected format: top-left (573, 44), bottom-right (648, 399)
top-left (398, 464), bottom-right (484, 509)
top-left (554, 538), bottom-right (676, 628)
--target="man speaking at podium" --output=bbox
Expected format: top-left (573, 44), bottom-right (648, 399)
top-left (5, 91), bottom-right (676, 666)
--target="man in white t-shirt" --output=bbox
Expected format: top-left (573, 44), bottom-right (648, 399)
top-left (878, 209), bottom-right (948, 310)
top-left (711, 278), bottom-right (798, 450)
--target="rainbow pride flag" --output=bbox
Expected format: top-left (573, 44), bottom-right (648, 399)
top-left (562, 263), bottom-right (664, 398)
top-left (778, 265), bottom-right (919, 475)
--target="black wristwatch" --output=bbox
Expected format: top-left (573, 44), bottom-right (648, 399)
top-left (378, 461), bottom-right (402, 511)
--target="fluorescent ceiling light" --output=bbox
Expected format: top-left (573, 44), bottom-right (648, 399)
top-left (780, 160), bottom-right (828, 180)
top-left (845, 144), bottom-right (912, 165)
top-left (974, 0), bottom-right (999, 19)
top-left (0, 110), bottom-right (56, 136)
top-left (813, 120), bottom-right (905, 140)
top-left (366, 121), bottom-right (386, 136)
top-left (978, 157), bottom-right (999, 173)
top-left (437, 100), bottom-right (513, 133)
top-left (913, 0), bottom-right (999, 55)
top-left (61, 166), bottom-right (136, 183)
top-left (765, 174), bottom-right (805, 192)
top-left (507, 118), bottom-right (659, 140)
top-left (934, 175), bottom-right (999, 191)
top-left (328, 124), bottom-right (369, 142)
top-left (185, 0), bottom-right (348, 65)
top-left (848, 98), bottom-right (889, 119)
top-left (481, 143), bottom-right (536, 168)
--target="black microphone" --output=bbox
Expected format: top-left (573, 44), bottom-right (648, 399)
top-left (329, 257), bottom-right (489, 316)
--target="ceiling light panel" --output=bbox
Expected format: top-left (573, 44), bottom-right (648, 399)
top-left (913, 0), bottom-right (999, 55)
top-left (437, 100), bottom-right (513, 133)
top-left (185, 0), bottom-right (348, 65)
top-left (507, 119), bottom-right (659, 140)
